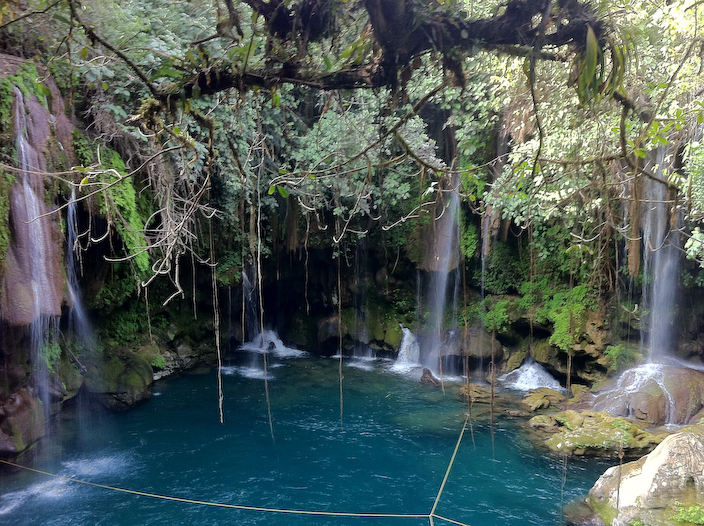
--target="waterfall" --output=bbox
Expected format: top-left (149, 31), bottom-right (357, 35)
top-left (66, 188), bottom-right (95, 355)
top-left (3, 86), bottom-right (65, 422)
top-left (422, 175), bottom-right (460, 373)
top-left (640, 148), bottom-right (680, 362)
top-left (351, 240), bottom-right (373, 359)
top-left (242, 266), bottom-right (260, 342)
top-left (394, 326), bottom-right (420, 370)
top-left (498, 358), bottom-right (562, 391)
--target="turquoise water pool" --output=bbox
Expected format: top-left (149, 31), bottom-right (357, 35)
top-left (0, 356), bottom-right (611, 525)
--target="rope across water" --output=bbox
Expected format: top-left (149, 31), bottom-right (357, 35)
top-left (0, 412), bottom-right (472, 525)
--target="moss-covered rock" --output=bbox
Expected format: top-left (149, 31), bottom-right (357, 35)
top-left (531, 410), bottom-right (666, 456)
top-left (522, 387), bottom-right (566, 411)
top-left (459, 383), bottom-right (493, 403)
top-left (0, 387), bottom-right (45, 454)
top-left (83, 351), bottom-right (153, 410)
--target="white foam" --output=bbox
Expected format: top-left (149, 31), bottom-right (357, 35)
top-left (240, 330), bottom-right (307, 358)
top-left (395, 327), bottom-right (420, 367)
top-left (499, 359), bottom-right (562, 391)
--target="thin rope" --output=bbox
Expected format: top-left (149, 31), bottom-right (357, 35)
top-left (0, 410), bottom-right (477, 525)
top-left (431, 513), bottom-right (473, 526)
top-left (0, 459), bottom-right (427, 518)
top-left (430, 410), bottom-right (470, 517)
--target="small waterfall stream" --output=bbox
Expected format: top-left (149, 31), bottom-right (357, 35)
top-left (66, 188), bottom-right (95, 355)
top-left (593, 148), bottom-right (692, 426)
top-left (639, 151), bottom-right (680, 361)
top-left (422, 175), bottom-right (460, 374)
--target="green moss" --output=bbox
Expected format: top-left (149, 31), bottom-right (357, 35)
top-left (672, 502), bottom-right (704, 524)
top-left (72, 129), bottom-right (94, 166)
top-left (0, 169), bottom-right (14, 280)
top-left (587, 496), bottom-right (619, 525)
top-left (98, 148), bottom-right (150, 275)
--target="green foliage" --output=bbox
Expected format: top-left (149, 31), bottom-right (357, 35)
top-left (672, 502), bottom-right (704, 524)
top-left (482, 297), bottom-right (511, 333)
top-left (478, 241), bottom-right (528, 294)
top-left (628, 520), bottom-right (651, 526)
top-left (0, 169), bottom-right (14, 280)
top-left (460, 220), bottom-right (478, 259)
top-left (151, 355), bottom-right (166, 369)
top-left (97, 300), bottom-right (149, 346)
top-left (541, 284), bottom-right (596, 352)
top-left (72, 130), bottom-right (94, 166)
top-left (605, 344), bottom-right (641, 372)
top-left (40, 339), bottom-right (62, 374)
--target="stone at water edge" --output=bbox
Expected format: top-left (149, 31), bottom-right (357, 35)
top-left (529, 410), bottom-right (665, 457)
top-left (588, 430), bottom-right (704, 525)
top-left (522, 387), bottom-right (566, 411)
top-left (0, 387), bottom-right (46, 454)
top-left (420, 368), bottom-right (441, 386)
top-left (591, 365), bottom-right (704, 427)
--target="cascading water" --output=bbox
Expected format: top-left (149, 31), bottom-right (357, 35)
top-left (639, 150), bottom-right (680, 361)
top-left (66, 188), bottom-right (95, 356)
top-left (350, 241), bottom-right (374, 360)
top-left (3, 86), bottom-right (65, 422)
top-left (422, 175), bottom-right (460, 374)
top-left (591, 148), bottom-right (694, 427)
top-left (498, 358), bottom-right (562, 391)
top-left (233, 266), bottom-right (305, 379)
top-left (392, 326), bottom-right (420, 372)
top-left (241, 266), bottom-right (260, 342)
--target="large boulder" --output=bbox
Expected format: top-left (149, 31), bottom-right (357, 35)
top-left (83, 352), bottom-right (153, 410)
top-left (588, 429), bottom-right (704, 525)
top-left (591, 364), bottom-right (704, 426)
top-left (529, 410), bottom-right (665, 457)
top-left (0, 387), bottom-right (45, 454)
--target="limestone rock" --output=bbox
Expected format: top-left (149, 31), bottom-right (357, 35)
top-left (588, 430), bottom-right (704, 525)
top-left (317, 315), bottom-right (347, 344)
top-left (83, 352), bottom-right (153, 411)
top-left (459, 383), bottom-right (493, 403)
top-left (461, 323), bottom-right (503, 360)
top-left (522, 388), bottom-right (566, 411)
top-left (591, 365), bottom-right (704, 426)
top-left (534, 410), bottom-right (664, 457)
top-left (0, 387), bottom-right (45, 454)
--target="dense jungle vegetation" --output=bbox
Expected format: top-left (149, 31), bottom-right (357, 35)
top-left (2, 0), bottom-right (704, 373)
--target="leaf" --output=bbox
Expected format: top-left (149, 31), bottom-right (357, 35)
top-left (584, 25), bottom-right (599, 87)
top-left (268, 186), bottom-right (276, 195)
top-left (277, 186), bottom-right (289, 198)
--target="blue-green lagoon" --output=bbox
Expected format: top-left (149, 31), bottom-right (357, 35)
top-left (0, 356), bottom-right (612, 525)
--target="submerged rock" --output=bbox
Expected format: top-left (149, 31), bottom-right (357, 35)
top-left (459, 383), bottom-right (493, 403)
top-left (588, 429), bottom-right (704, 525)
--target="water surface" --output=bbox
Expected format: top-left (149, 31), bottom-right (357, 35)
top-left (0, 356), bottom-right (612, 525)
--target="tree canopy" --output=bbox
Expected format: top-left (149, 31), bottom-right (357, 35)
top-left (2, 0), bottom-right (704, 299)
